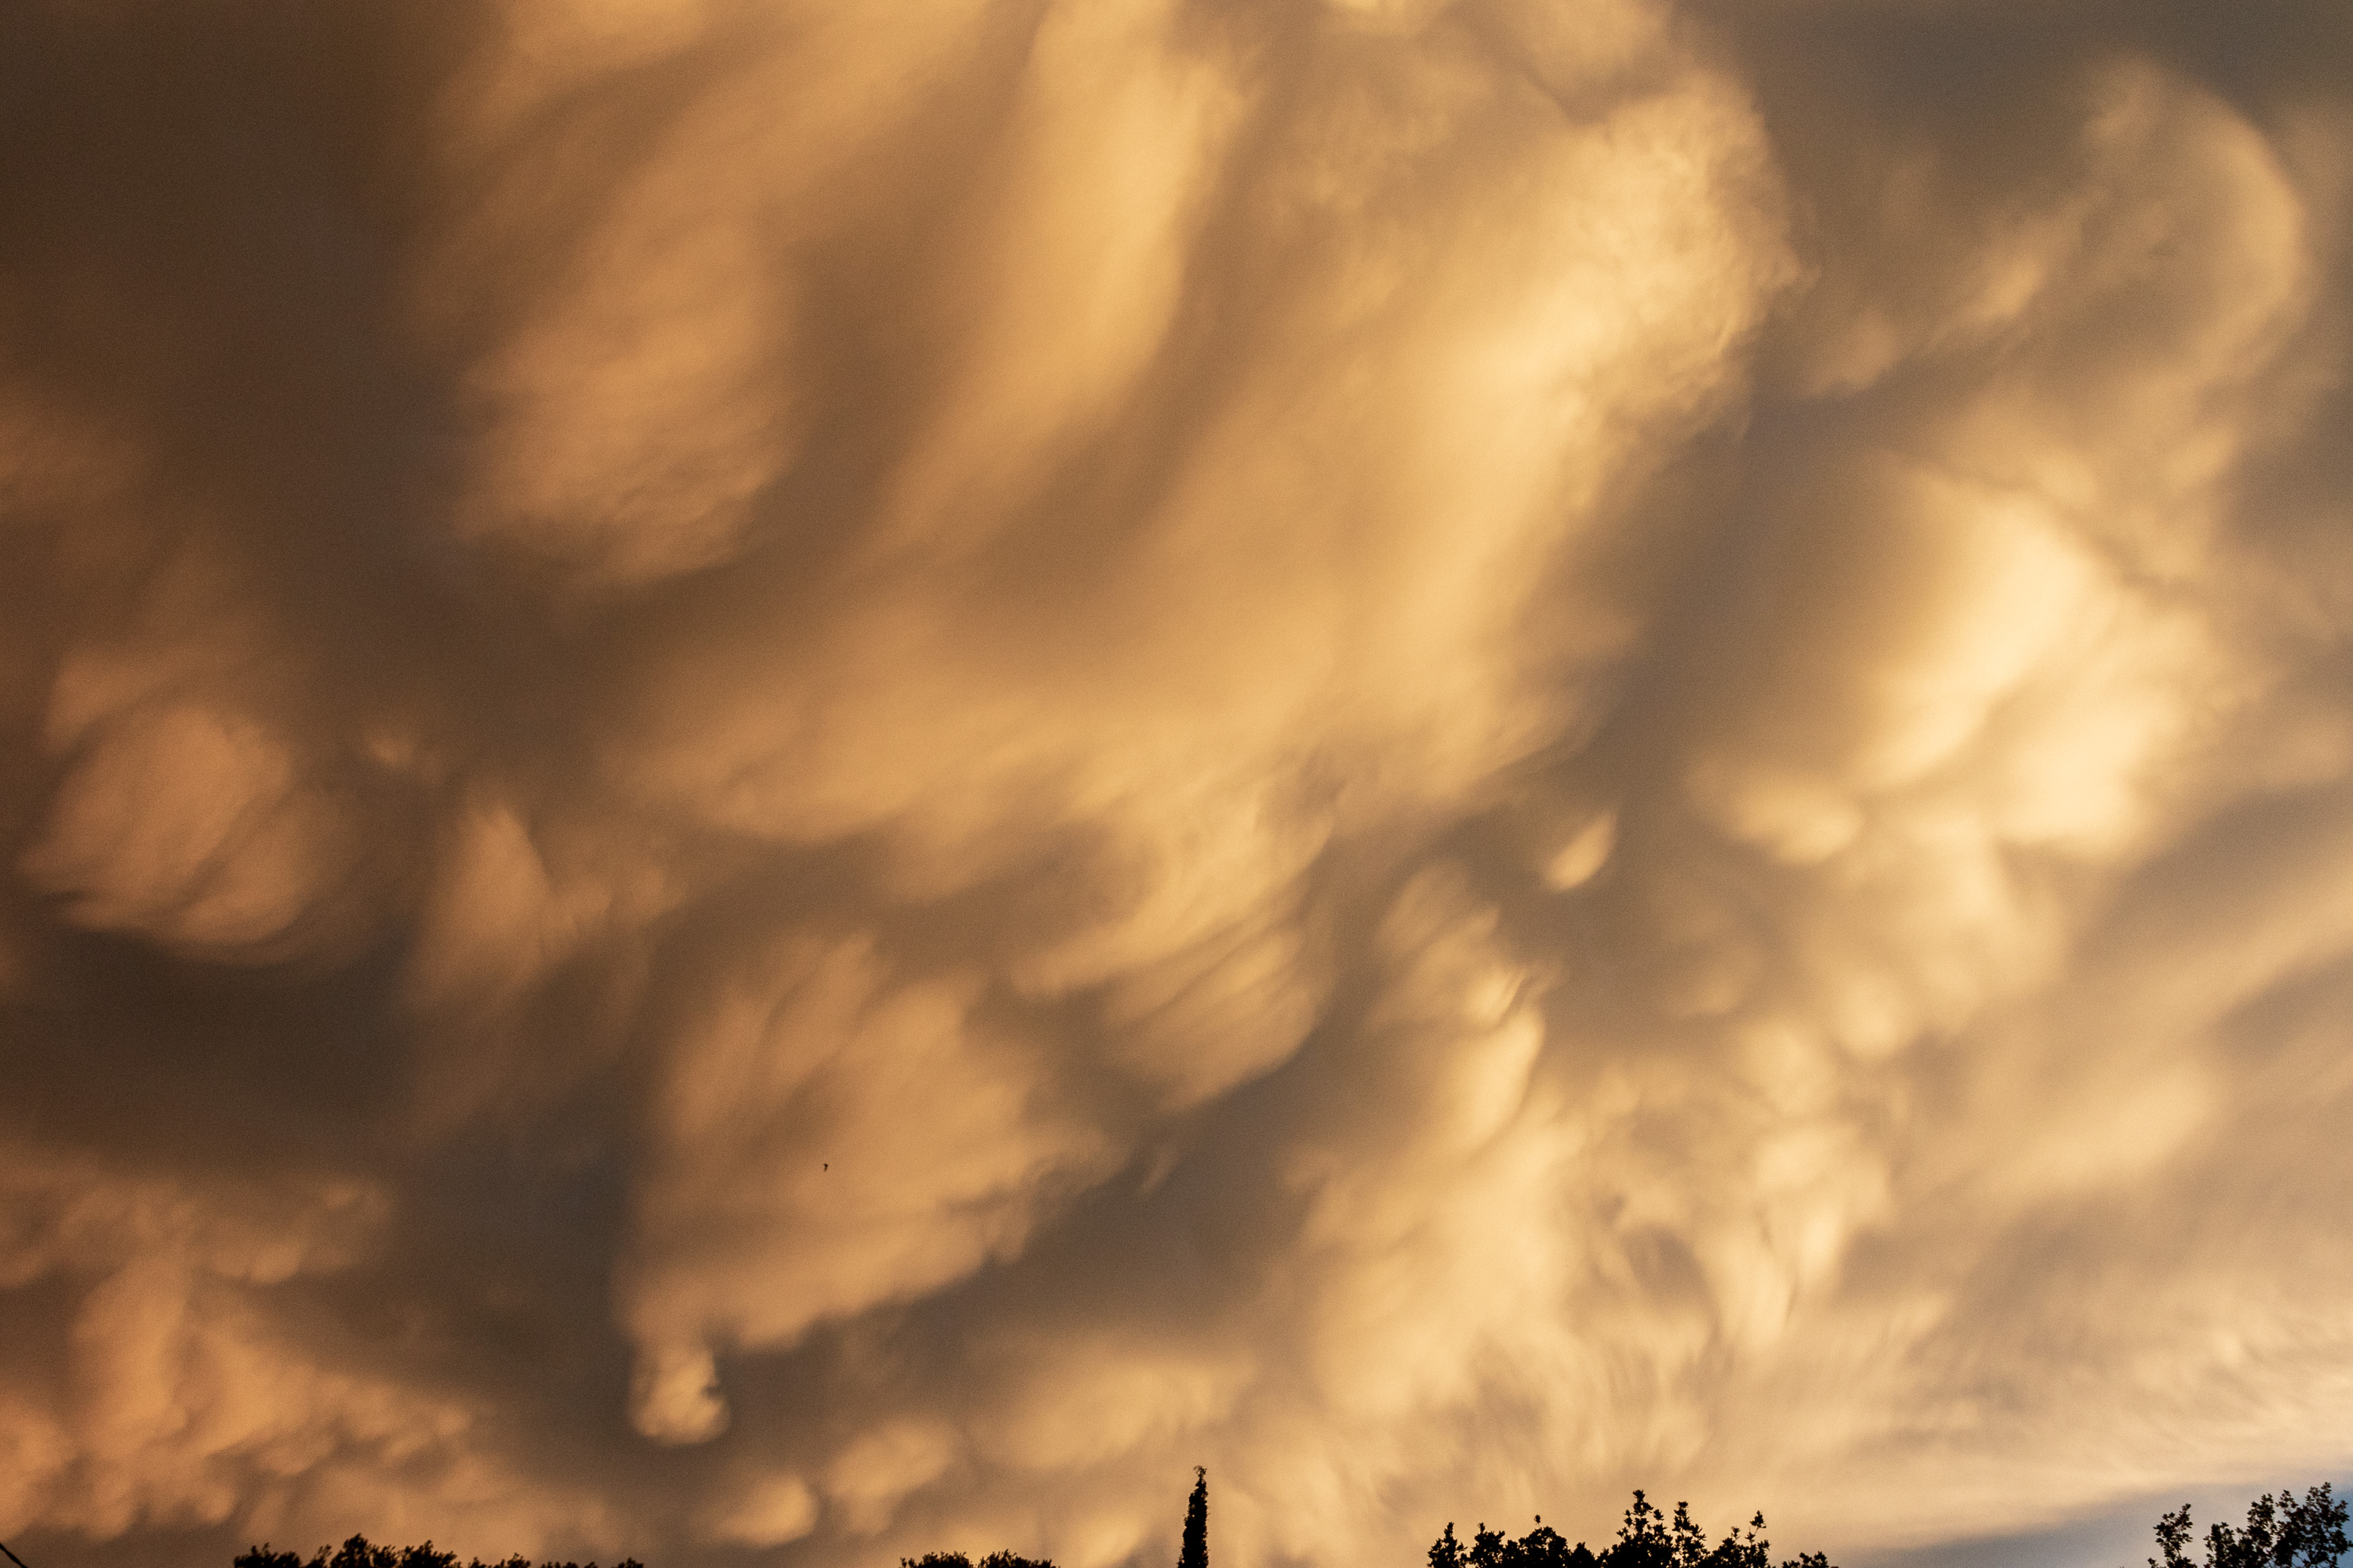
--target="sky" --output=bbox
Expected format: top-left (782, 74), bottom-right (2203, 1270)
top-left (2, 2), bottom-right (2351, 1567)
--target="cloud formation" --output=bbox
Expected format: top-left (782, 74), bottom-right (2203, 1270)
top-left (2, 1), bottom-right (2350, 1566)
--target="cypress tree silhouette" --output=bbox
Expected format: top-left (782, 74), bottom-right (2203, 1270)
top-left (1179, 1468), bottom-right (1209, 1568)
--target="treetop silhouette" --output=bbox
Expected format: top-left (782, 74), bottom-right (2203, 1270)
top-left (238, 1474), bottom-right (2344, 1568)
top-left (1429, 1492), bottom-right (1832, 1568)
top-left (234, 1536), bottom-right (643, 1568)
top-left (1182, 1467), bottom-right (1210, 1568)
top-left (2135, 1485), bottom-right (2348, 1568)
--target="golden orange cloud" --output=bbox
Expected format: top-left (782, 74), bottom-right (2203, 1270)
top-left (2, 2), bottom-right (2350, 1567)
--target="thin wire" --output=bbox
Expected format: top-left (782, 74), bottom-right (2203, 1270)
top-left (0, 1539), bottom-right (31, 1568)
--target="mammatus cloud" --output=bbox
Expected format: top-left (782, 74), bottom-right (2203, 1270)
top-left (2, 1), bottom-right (2350, 1565)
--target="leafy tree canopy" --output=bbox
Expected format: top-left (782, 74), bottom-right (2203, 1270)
top-left (234, 1534), bottom-right (643, 1568)
top-left (1429, 1491), bottom-right (1834, 1568)
top-left (2136, 1485), bottom-right (2349, 1568)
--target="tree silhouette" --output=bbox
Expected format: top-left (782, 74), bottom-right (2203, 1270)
top-left (231, 1478), bottom-right (2353, 1568)
top-left (1428, 1492), bottom-right (1829, 1568)
top-left (1181, 1467), bottom-right (1210, 1568)
top-left (234, 1536), bottom-right (643, 1568)
top-left (2134, 1485), bottom-right (2349, 1568)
